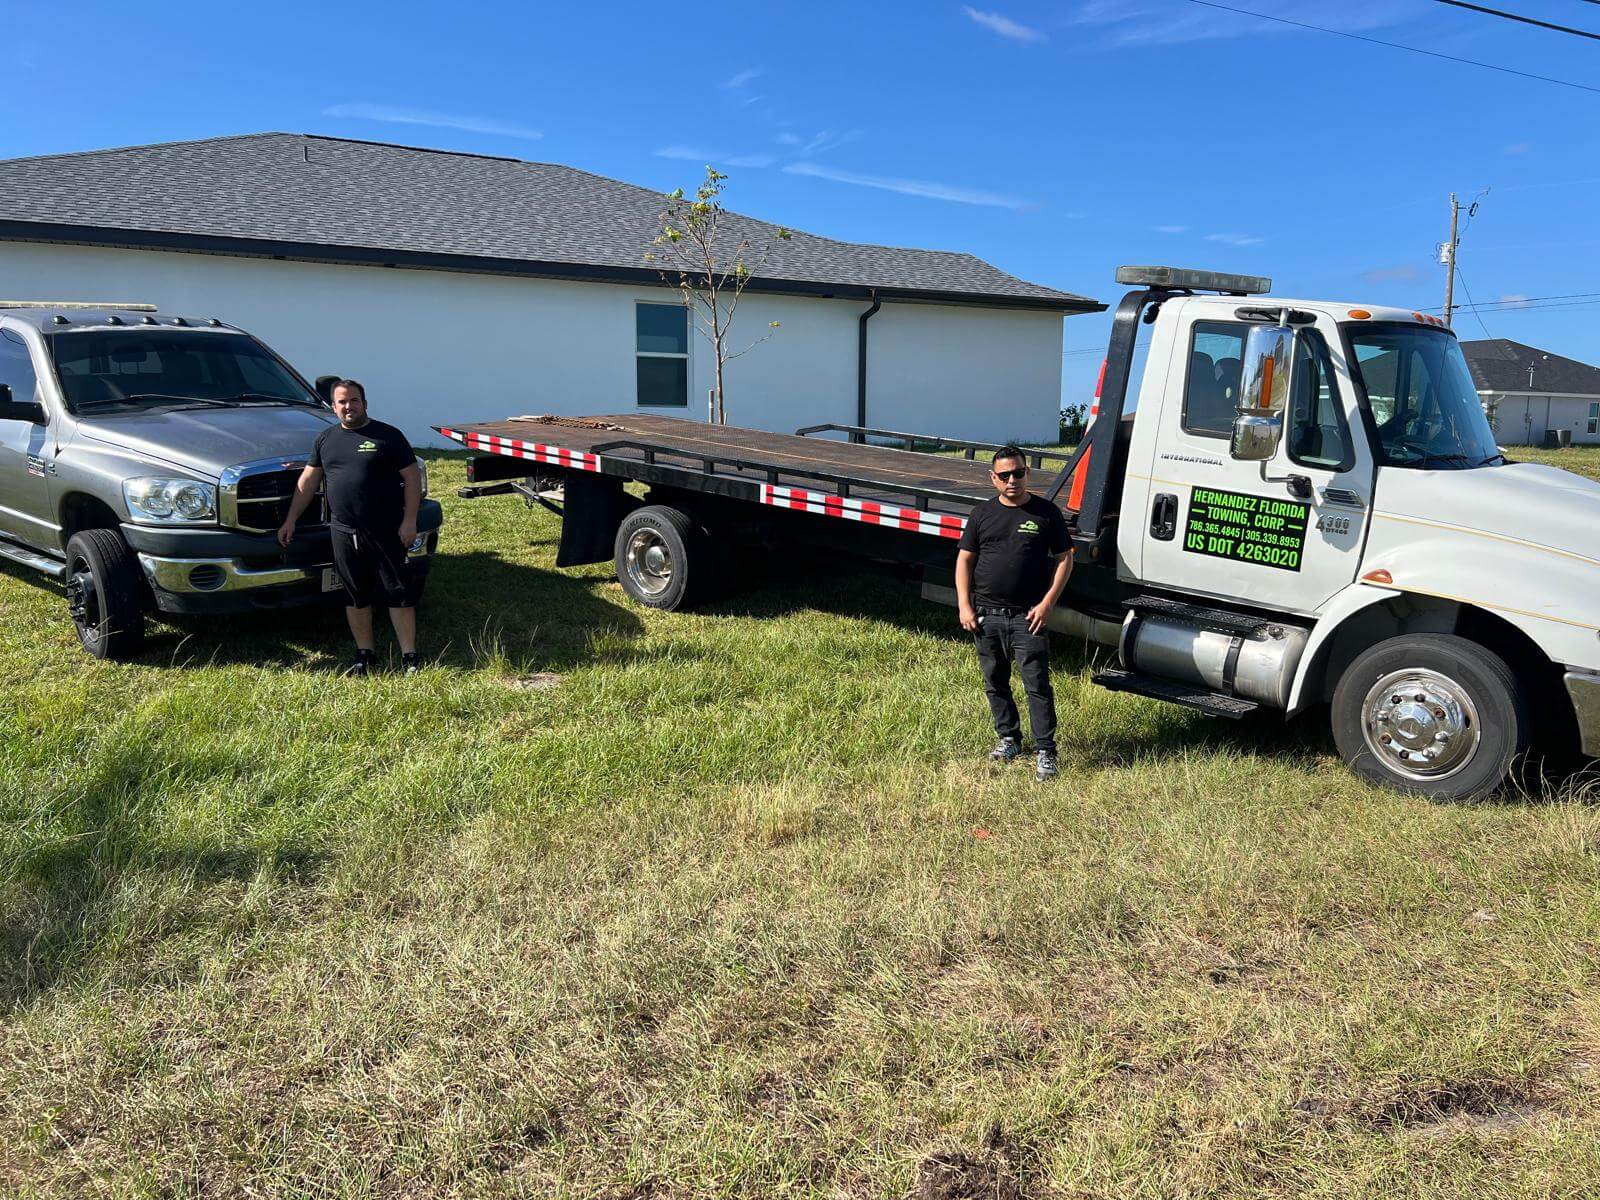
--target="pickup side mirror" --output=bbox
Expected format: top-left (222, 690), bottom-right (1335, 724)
top-left (1229, 325), bottom-right (1295, 462)
top-left (314, 375), bottom-right (340, 406)
top-left (0, 384), bottom-right (45, 425)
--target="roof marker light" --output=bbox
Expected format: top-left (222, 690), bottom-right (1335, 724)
top-left (1347, 309), bottom-right (1371, 320)
top-left (106, 315), bottom-right (124, 325)
top-left (52, 315), bottom-right (68, 324)
top-left (1362, 569), bottom-right (1394, 585)
top-left (170, 317), bottom-right (187, 326)
top-left (141, 316), bottom-right (157, 325)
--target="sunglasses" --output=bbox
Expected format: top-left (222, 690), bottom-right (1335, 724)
top-left (993, 467), bottom-right (1028, 481)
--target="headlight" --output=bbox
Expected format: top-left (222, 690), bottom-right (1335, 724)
top-left (124, 477), bottom-right (218, 525)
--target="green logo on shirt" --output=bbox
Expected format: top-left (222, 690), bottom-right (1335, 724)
top-left (358, 440), bottom-right (377, 452)
top-left (1017, 519), bottom-right (1041, 535)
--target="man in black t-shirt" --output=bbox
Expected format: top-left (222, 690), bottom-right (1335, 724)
top-left (278, 380), bottom-right (423, 676)
top-left (955, 446), bottom-right (1073, 780)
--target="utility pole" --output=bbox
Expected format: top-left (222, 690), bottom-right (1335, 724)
top-left (1441, 192), bottom-right (1460, 327)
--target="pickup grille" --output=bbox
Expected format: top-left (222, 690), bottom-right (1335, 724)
top-left (220, 462), bottom-right (325, 533)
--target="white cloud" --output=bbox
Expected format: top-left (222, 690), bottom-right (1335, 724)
top-left (1205, 232), bottom-right (1265, 246)
top-left (1362, 264), bottom-right (1423, 285)
top-left (722, 67), bottom-right (763, 89)
top-left (784, 161), bottom-right (1031, 209)
top-left (776, 132), bottom-right (803, 146)
top-left (799, 129), bottom-right (863, 156)
top-left (1063, 0), bottom-right (1416, 48)
top-left (963, 6), bottom-right (1046, 41)
top-left (655, 145), bottom-right (776, 169)
top-left (1154, 224), bottom-right (1188, 234)
top-left (323, 103), bottom-right (542, 141)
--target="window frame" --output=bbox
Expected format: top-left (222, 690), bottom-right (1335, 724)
top-left (1286, 329), bottom-right (1356, 473)
top-left (0, 326), bottom-right (41, 409)
top-left (635, 301), bottom-right (690, 408)
top-left (1588, 401), bottom-right (1598, 436)
top-left (1180, 319), bottom-right (1247, 440)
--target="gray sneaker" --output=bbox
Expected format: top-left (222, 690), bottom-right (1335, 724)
top-left (989, 737), bottom-right (1023, 763)
top-left (1035, 750), bottom-right (1058, 781)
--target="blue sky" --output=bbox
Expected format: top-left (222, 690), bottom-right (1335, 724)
top-left (5, 0), bottom-right (1596, 407)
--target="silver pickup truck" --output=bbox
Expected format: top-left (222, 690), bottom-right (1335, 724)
top-left (0, 301), bottom-right (444, 658)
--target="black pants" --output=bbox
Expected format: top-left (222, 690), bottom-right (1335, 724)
top-left (973, 609), bottom-right (1056, 753)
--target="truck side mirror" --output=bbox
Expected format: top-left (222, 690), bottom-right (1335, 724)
top-left (314, 375), bottom-right (339, 406)
top-left (0, 383), bottom-right (44, 424)
top-left (1230, 325), bottom-right (1295, 462)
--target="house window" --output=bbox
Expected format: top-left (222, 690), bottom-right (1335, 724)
top-left (1589, 402), bottom-right (1598, 436)
top-left (636, 303), bottom-right (688, 407)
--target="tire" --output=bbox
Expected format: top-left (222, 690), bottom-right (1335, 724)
top-left (613, 504), bottom-right (700, 611)
top-left (64, 529), bottom-right (145, 660)
top-left (1331, 633), bottom-right (1528, 801)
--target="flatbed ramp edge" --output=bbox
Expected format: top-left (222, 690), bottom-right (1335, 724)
top-left (437, 414), bottom-right (1081, 541)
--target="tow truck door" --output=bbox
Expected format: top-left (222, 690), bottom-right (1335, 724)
top-left (1134, 310), bottom-right (1372, 615)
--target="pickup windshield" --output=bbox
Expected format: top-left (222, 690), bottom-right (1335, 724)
top-left (1345, 323), bottom-right (1500, 468)
top-left (46, 329), bottom-right (320, 411)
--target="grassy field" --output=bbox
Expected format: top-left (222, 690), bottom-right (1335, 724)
top-left (4, 448), bottom-right (1600, 1198)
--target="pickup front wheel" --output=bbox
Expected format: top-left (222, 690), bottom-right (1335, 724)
top-left (1331, 633), bottom-right (1528, 801)
top-left (65, 529), bottom-right (145, 660)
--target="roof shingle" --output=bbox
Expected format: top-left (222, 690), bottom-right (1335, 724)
top-left (1461, 338), bottom-right (1600, 396)
top-left (0, 133), bottom-right (1098, 311)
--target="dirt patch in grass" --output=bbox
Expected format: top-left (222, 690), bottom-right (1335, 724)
top-left (505, 671), bottom-right (563, 691)
top-left (915, 1124), bottom-right (1029, 1200)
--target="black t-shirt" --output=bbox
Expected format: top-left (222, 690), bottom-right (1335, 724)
top-left (309, 419), bottom-right (417, 533)
top-left (958, 494), bottom-right (1071, 608)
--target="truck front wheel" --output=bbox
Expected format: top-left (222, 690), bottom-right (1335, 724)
top-left (1331, 633), bottom-right (1528, 801)
top-left (65, 529), bottom-right (145, 660)
top-left (613, 504), bottom-right (700, 611)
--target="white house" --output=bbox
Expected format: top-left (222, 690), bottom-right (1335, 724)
top-left (1461, 338), bottom-right (1600, 447)
top-left (0, 134), bottom-right (1099, 446)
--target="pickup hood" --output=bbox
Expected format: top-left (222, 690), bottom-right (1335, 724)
top-left (1374, 462), bottom-right (1600, 564)
top-left (75, 405), bottom-right (336, 478)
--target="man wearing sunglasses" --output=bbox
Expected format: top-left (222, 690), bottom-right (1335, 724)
top-left (955, 446), bottom-right (1073, 780)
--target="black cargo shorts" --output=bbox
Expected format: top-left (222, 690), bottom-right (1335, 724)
top-left (330, 524), bottom-right (413, 609)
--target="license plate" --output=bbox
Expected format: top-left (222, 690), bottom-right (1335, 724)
top-left (320, 567), bottom-right (341, 593)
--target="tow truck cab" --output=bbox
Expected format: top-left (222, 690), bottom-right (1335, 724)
top-left (1066, 266), bottom-right (1600, 799)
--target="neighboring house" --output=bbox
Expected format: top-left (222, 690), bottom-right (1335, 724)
top-left (1461, 338), bottom-right (1600, 446)
top-left (0, 133), bottom-right (1100, 445)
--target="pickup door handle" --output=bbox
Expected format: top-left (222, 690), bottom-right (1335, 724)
top-left (1150, 493), bottom-right (1178, 541)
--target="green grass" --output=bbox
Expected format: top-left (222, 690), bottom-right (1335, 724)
top-left (4, 449), bottom-right (1600, 1198)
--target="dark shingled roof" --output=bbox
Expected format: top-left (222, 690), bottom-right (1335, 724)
top-left (1461, 338), bottom-right (1600, 397)
top-left (0, 133), bottom-right (1099, 312)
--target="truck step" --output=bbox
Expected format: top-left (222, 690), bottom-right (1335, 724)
top-left (1092, 669), bottom-right (1260, 718)
top-left (0, 538), bottom-right (65, 580)
top-left (1125, 593), bottom-right (1285, 638)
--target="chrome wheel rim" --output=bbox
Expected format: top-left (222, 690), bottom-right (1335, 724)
top-left (624, 529), bottom-right (673, 596)
top-left (1360, 668), bottom-right (1480, 781)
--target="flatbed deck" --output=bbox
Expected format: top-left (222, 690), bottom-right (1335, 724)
top-left (439, 413), bottom-right (1079, 541)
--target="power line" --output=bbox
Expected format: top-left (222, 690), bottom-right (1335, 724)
top-left (1183, 0), bottom-right (1600, 94)
top-left (1429, 291), bottom-right (1600, 310)
top-left (1429, 0), bottom-right (1600, 40)
top-left (1453, 265), bottom-right (1496, 340)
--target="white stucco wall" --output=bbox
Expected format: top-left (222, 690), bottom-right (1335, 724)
top-left (0, 240), bottom-right (1064, 446)
top-left (1486, 391), bottom-right (1600, 446)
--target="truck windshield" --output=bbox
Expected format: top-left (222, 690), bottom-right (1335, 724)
top-left (1345, 324), bottom-right (1500, 468)
top-left (46, 329), bottom-right (320, 411)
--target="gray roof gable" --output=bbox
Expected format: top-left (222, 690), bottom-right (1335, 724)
top-left (1460, 338), bottom-right (1600, 397)
top-left (0, 133), bottom-right (1097, 311)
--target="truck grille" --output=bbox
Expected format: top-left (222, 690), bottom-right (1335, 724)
top-left (219, 460), bottom-right (326, 533)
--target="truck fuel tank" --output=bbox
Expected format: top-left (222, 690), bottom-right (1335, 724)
top-left (1121, 610), bottom-right (1310, 710)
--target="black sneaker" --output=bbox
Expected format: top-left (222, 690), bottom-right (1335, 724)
top-left (1035, 750), bottom-right (1058, 781)
top-left (347, 649), bottom-right (376, 678)
top-left (989, 737), bottom-right (1023, 763)
top-left (402, 653), bottom-right (421, 676)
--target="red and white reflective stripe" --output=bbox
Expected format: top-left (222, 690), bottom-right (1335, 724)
top-left (760, 483), bottom-right (966, 540)
top-left (438, 426), bottom-right (601, 472)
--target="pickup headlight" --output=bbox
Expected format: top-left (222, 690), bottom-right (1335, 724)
top-left (123, 477), bottom-right (218, 524)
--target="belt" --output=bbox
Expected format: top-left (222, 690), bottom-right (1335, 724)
top-left (976, 605), bottom-right (1028, 617)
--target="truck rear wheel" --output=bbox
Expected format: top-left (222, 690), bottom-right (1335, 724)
top-left (614, 504), bottom-right (699, 611)
top-left (1331, 633), bottom-right (1528, 801)
top-left (65, 529), bottom-right (145, 660)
